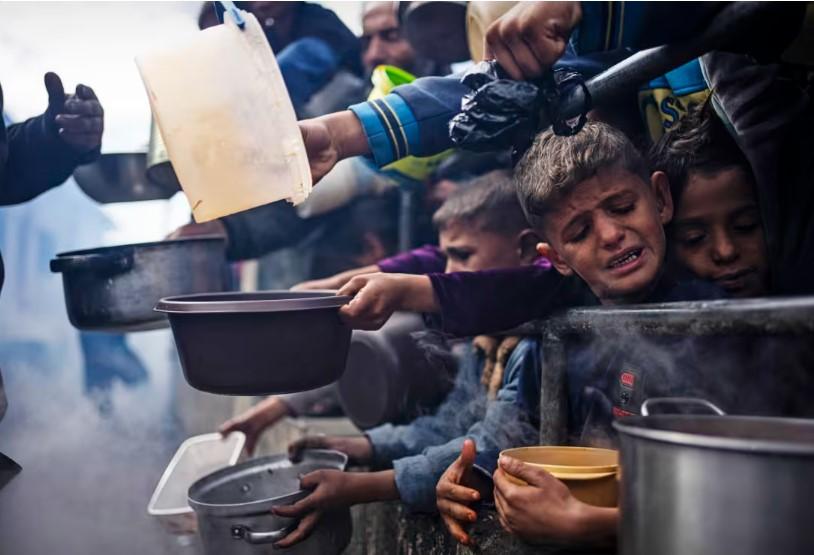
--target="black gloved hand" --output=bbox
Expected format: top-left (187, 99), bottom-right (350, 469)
top-left (44, 71), bottom-right (104, 154)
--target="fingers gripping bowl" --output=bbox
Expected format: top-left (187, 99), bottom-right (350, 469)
top-left (155, 291), bottom-right (352, 395)
top-left (500, 446), bottom-right (619, 507)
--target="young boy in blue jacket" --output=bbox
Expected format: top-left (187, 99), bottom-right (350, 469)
top-left (268, 172), bottom-right (546, 548)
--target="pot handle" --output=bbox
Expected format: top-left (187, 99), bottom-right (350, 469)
top-left (230, 523), bottom-right (296, 545)
top-left (50, 251), bottom-right (134, 276)
top-left (641, 397), bottom-right (726, 417)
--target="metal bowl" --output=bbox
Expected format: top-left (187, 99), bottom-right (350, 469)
top-left (50, 236), bottom-right (229, 332)
top-left (72, 152), bottom-right (180, 203)
top-left (155, 291), bottom-right (352, 395)
top-left (188, 450), bottom-right (351, 555)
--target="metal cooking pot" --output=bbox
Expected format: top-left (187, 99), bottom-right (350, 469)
top-left (155, 291), bottom-right (352, 395)
top-left (188, 450), bottom-right (351, 555)
top-left (614, 398), bottom-right (814, 555)
top-left (337, 312), bottom-right (454, 429)
top-left (72, 152), bottom-right (180, 203)
top-left (50, 236), bottom-right (229, 332)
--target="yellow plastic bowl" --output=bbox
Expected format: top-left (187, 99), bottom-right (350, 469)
top-left (499, 446), bottom-right (619, 507)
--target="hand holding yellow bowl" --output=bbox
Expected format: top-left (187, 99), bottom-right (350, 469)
top-left (499, 446), bottom-right (619, 507)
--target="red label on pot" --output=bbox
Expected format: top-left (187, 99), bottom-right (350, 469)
top-left (613, 406), bottom-right (636, 417)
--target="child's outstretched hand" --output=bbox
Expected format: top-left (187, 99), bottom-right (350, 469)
top-left (288, 435), bottom-right (373, 465)
top-left (493, 454), bottom-right (618, 545)
top-left (218, 397), bottom-right (291, 455)
top-left (272, 470), bottom-right (357, 548)
top-left (436, 439), bottom-right (481, 546)
top-left (338, 273), bottom-right (436, 330)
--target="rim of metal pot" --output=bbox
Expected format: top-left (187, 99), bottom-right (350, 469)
top-left (52, 235), bottom-right (226, 258)
top-left (613, 415), bottom-right (814, 456)
top-left (155, 291), bottom-right (352, 314)
top-left (188, 451), bottom-right (348, 515)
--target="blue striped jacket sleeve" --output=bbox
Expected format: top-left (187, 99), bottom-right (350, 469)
top-left (349, 75), bottom-right (468, 167)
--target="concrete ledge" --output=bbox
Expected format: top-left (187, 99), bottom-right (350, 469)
top-left (347, 501), bottom-right (614, 554)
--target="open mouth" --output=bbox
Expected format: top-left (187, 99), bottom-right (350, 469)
top-left (608, 248), bottom-right (643, 270)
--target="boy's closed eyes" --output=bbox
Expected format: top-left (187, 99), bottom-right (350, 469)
top-left (670, 166), bottom-right (768, 297)
top-left (561, 191), bottom-right (639, 244)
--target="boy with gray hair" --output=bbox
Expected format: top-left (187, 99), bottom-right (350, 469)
top-left (514, 120), bottom-right (673, 305)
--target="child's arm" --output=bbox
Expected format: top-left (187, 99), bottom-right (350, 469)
top-left (292, 246), bottom-right (446, 292)
top-left (291, 264), bottom-right (380, 292)
top-left (338, 273), bottom-right (438, 330)
top-left (272, 470), bottom-right (399, 548)
top-left (365, 344), bottom-right (482, 464)
top-left (335, 264), bottom-right (594, 335)
top-left (288, 434), bottom-right (374, 465)
top-left (426, 263), bottom-right (594, 336)
top-left (219, 386), bottom-right (339, 455)
top-left (493, 455), bottom-right (618, 546)
top-left (218, 396), bottom-right (293, 455)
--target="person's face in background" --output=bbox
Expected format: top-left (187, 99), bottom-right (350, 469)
top-left (241, 1), bottom-right (298, 51)
top-left (671, 167), bottom-right (769, 297)
top-left (361, 4), bottom-right (417, 73)
top-left (439, 219), bottom-right (538, 274)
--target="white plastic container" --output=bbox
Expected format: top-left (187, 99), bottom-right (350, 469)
top-left (148, 432), bottom-right (246, 535)
top-left (136, 13), bottom-right (311, 222)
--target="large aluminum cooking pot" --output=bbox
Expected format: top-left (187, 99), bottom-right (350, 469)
top-left (614, 398), bottom-right (814, 555)
top-left (188, 450), bottom-right (351, 555)
top-left (155, 291), bottom-right (352, 395)
top-left (50, 236), bottom-right (229, 332)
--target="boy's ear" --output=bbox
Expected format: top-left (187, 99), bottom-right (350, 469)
top-left (536, 242), bottom-right (573, 276)
top-left (650, 171), bottom-right (674, 225)
top-left (516, 229), bottom-right (542, 264)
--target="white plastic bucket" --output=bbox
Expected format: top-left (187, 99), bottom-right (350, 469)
top-left (136, 13), bottom-right (311, 222)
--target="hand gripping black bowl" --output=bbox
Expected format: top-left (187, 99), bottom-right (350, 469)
top-left (155, 291), bottom-right (352, 395)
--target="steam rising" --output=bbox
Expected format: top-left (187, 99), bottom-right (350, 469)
top-left (564, 322), bottom-right (814, 447)
top-left (0, 332), bottom-right (223, 555)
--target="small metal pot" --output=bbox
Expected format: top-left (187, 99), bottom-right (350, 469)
top-left (155, 291), bottom-right (352, 395)
top-left (72, 152), bottom-right (179, 204)
top-left (50, 236), bottom-right (229, 332)
top-left (337, 312), bottom-right (454, 429)
top-left (188, 451), bottom-right (351, 555)
top-left (614, 398), bottom-right (814, 555)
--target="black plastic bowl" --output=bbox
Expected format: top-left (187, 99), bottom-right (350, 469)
top-left (155, 291), bottom-right (352, 395)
